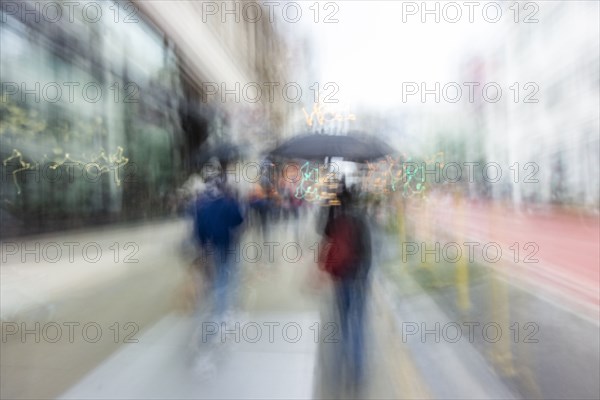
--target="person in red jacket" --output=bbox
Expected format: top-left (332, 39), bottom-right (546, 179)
top-left (320, 185), bottom-right (372, 393)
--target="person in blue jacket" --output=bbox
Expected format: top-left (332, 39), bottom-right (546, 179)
top-left (193, 177), bottom-right (244, 320)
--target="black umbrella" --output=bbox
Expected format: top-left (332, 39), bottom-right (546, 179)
top-left (268, 132), bottom-right (395, 162)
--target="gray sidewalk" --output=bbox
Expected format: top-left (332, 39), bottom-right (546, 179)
top-left (53, 217), bottom-right (420, 399)
top-left (59, 312), bottom-right (319, 399)
top-left (4, 215), bottom-right (537, 399)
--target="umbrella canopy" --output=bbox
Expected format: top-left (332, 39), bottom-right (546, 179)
top-left (268, 132), bottom-right (395, 162)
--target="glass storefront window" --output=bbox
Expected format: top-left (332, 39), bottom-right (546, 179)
top-left (0, 3), bottom-right (188, 238)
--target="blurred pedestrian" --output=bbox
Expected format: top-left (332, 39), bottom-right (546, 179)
top-left (319, 186), bottom-right (372, 393)
top-left (193, 177), bottom-right (244, 321)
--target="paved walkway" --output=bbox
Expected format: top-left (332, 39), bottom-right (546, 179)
top-left (59, 312), bottom-right (319, 399)
top-left (50, 214), bottom-right (425, 399)
top-left (7, 208), bottom-right (590, 399)
top-left (2, 215), bottom-right (425, 399)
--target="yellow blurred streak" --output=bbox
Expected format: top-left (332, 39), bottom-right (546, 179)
top-left (454, 193), bottom-right (471, 314)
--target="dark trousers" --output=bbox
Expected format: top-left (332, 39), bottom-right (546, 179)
top-left (334, 276), bottom-right (367, 384)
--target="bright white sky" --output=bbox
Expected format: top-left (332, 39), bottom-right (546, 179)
top-left (293, 1), bottom-right (498, 108)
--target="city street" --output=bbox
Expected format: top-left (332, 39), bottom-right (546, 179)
top-left (1, 1), bottom-right (598, 398)
top-left (2, 212), bottom-right (598, 399)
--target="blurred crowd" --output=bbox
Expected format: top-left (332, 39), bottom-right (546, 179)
top-left (178, 158), bottom-right (375, 396)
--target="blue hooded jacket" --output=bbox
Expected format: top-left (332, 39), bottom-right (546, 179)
top-left (194, 189), bottom-right (243, 251)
